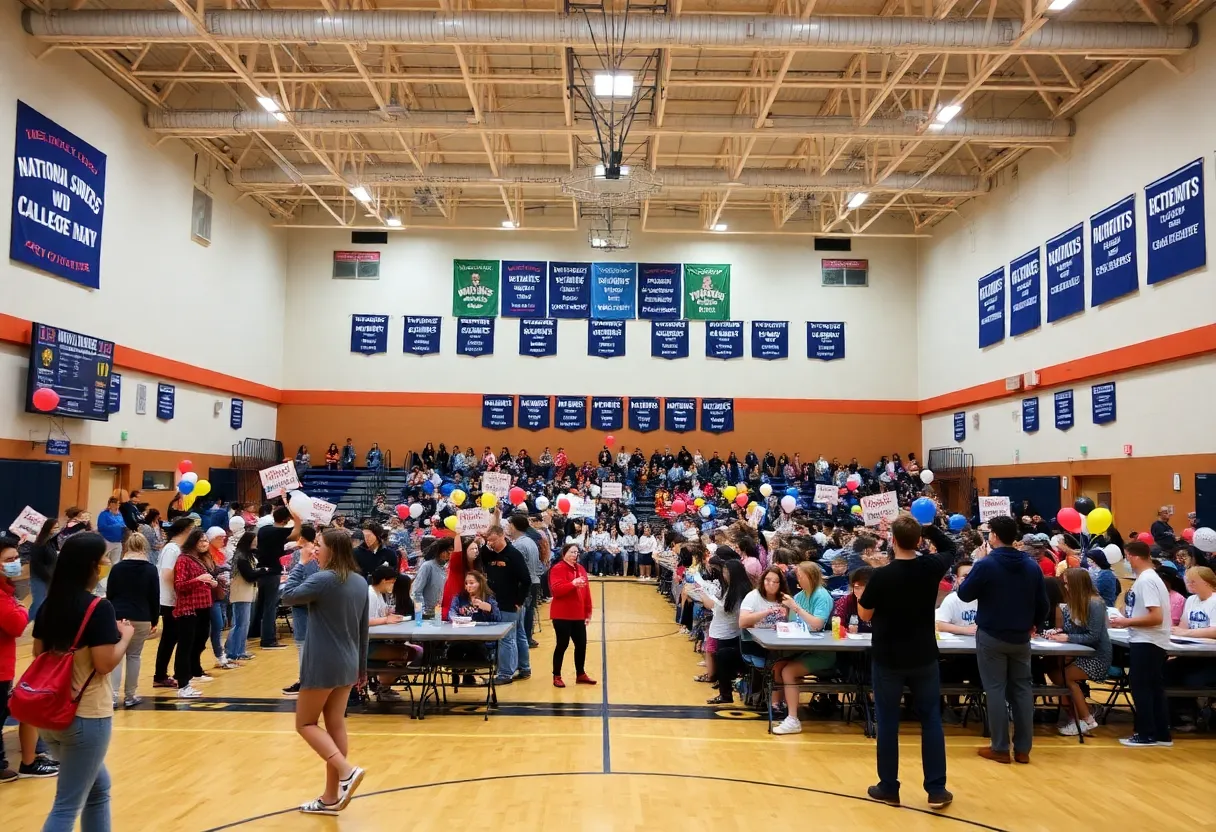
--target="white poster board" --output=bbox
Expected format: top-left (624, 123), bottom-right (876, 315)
top-left (566, 495), bottom-right (597, 520)
top-left (978, 496), bottom-right (1012, 523)
top-left (860, 492), bottom-right (900, 527)
top-left (481, 471), bottom-right (512, 499)
top-left (458, 507), bottom-right (491, 535)
top-left (8, 506), bottom-right (47, 539)
top-left (309, 498), bottom-right (337, 525)
top-left (814, 483), bottom-right (840, 506)
top-left (259, 461), bottom-right (301, 499)
top-left (601, 482), bottom-right (623, 500)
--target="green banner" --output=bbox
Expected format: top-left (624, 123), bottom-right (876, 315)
top-left (683, 264), bottom-right (731, 320)
top-left (452, 259), bottom-right (500, 317)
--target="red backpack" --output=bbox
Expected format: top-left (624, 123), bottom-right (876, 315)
top-left (10, 597), bottom-right (101, 730)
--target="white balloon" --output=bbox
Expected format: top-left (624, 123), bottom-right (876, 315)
top-left (181, 472), bottom-right (199, 485)
top-left (759, 483), bottom-right (773, 498)
top-left (1102, 543), bottom-right (1124, 565)
top-left (535, 496), bottom-right (550, 511)
top-left (1193, 527), bottom-right (1216, 554)
top-left (409, 502), bottom-right (424, 519)
top-left (228, 516), bottom-right (246, 534)
top-left (590, 484), bottom-right (601, 497)
top-left (920, 469), bottom-right (934, 484)
top-left (701, 505), bottom-right (712, 518)
top-left (780, 495), bottom-right (797, 513)
top-left (288, 490), bottom-right (312, 517)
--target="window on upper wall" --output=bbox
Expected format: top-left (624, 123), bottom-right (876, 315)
top-left (191, 186), bottom-right (213, 246)
top-left (142, 471), bottom-right (175, 491)
top-left (821, 258), bottom-right (868, 287)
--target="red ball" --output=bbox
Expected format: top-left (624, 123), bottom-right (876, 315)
top-left (509, 486), bottom-right (527, 506)
top-left (178, 460), bottom-right (194, 474)
top-left (1136, 532), bottom-right (1154, 546)
top-left (1182, 527), bottom-right (1196, 543)
top-left (31, 387), bottom-right (60, 412)
top-left (1056, 507), bottom-right (1082, 534)
top-left (846, 480), bottom-right (859, 492)
top-left (672, 500), bottom-right (686, 514)
top-left (395, 504), bottom-right (409, 520)
top-left (735, 494), bottom-right (748, 507)
top-left (557, 496), bottom-right (571, 514)
top-left (605, 435), bottom-right (615, 447)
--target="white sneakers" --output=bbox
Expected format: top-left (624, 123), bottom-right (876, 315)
top-left (191, 674), bottom-right (214, 684)
top-left (773, 716), bottom-right (803, 735)
top-left (176, 685), bottom-right (203, 699)
top-left (215, 654), bottom-right (236, 669)
top-left (1058, 715), bottom-right (1098, 736)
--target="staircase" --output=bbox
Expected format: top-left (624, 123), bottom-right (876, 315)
top-left (301, 462), bottom-right (407, 523)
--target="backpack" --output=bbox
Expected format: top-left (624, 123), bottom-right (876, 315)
top-left (10, 597), bottom-right (101, 730)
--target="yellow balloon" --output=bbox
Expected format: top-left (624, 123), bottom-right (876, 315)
top-left (694, 497), bottom-right (705, 508)
top-left (480, 492), bottom-right (497, 509)
top-left (194, 479), bottom-right (211, 498)
top-left (1087, 507), bottom-right (1113, 535)
top-left (443, 515), bottom-right (459, 531)
top-left (722, 486), bottom-right (738, 501)
top-left (182, 495), bottom-right (196, 512)
top-left (451, 489), bottom-right (466, 507)
top-left (748, 501), bottom-right (757, 511)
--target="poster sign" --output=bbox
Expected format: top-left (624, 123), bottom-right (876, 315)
top-left (518, 395), bottom-right (551, 431)
top-left (27, 322), bottom-right (114, 421)
top-left (806, 322), bottom-right (845, 360)
top-left (1022, 397), bottom-right (1039, 433)
top-left (1145, 158), bottom-right (1205, 285)
top-left (350, 314), bottom-right (389, 354)
top-left (555, 396), bottom-right (587, 431)
top-left (664, 398), bottom-right (696, 433)
top-left (404, 316), bottom-right (441, 355)
top-left (452, 259), bottom-right (500, 317)
top-left (501, 260), bottom-right (547, 316)
top-left (629, 397), bottom-right (660, 432)
top-left (1054, 389), bottom-right (1074, 430)
top-left (1008, 248), bottom-right (1041, 336)
top-left (683, 264), bottom-right (730, 319)
top-left (548, 262), bottom-right (591, 318)
top-left (1045, 223), bottom-right (1085, 322)
top-left (591, 397), bottom-right (623, 431)
top-left (953, 412), bottom-right (966, 442)
top-left (587, 319), bottom-right (625, 358)
top-left (107, 372), bottom-right (121, 414)
top-left (46, 438), bottom-right (70, 456)
top-left (977, 268), bottom-right (1005, 348)
top-left (456, 317), bottom-right (494, 356)
top-left (700, 398), bottom-right (734, 433)
top-left (1092, 382), bottom-right (1117, 424)
top-left (705, 321), bottom-right (743, 360)
top-left (860, 492), bottom-right (899, 527)
top-left (601, 482), bottom-right (623, 500)
top-left (309, 498), bottom-right (337, 525)
top-left (457, 508), bottom-right (491, 535)
top-left (751, 321), bottom-right (788, 360)
top-left (814, 483), bottom-right (839, 506)
top-left (481, 471), bottom-right (512, 498)
top-left (637, 263), bottom-right (682, 319)
top-left (11, 101), bottom-right (107, 288)
top-left (1090, 195), bottom-right (1138, 306)
top-left (8, 505), bottom-right (48, 540)
top-left (156, 383), bottom-right (175, 420)
top-left (590, 262), bottom-right (637, 319)
top-left (230, 398), bottom-right (244, 430)
top-left (482, 395), bottom-right (514, 430)
top-left (651, 320), bottom-right (688, 359)
top-left (566, 495), bottom-right (597, 520)
top-left (978, 496), bottom-right (1012, 523)
top-left (259, 461), bottom-right (301, 498)
top-left (518, 318), bottom-right (557, 357)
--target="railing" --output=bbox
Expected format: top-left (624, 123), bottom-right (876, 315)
top-left (927, 446), bottom-right (976, 517)
top-left (230, 438), bottom-right (284, 508)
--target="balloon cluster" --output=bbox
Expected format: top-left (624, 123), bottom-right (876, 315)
top-left (175, 460), bottom-right (211, 511)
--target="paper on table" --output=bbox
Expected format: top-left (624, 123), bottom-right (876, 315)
top-left (936, 632), bottom-right (962, 641)
top-left (1030, 638), bottom-right (1057, 647)
top-left (845, 632), bottom-right (872, 640)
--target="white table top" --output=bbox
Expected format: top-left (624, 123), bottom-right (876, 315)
top-left (747, 628), bottom-right (1095, 657)
top-left (368, 621), bottom-right (515, 642)
top-left (1108, 627), bottom-right (1216, 656)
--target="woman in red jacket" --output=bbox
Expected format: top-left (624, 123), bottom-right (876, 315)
top-left (548, 543), bottom-right (596, 688)
top-left (441, 536), bottom-right (479, 621)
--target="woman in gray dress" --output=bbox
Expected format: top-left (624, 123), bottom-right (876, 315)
top-left (280, 527), bottom-right (370, 815)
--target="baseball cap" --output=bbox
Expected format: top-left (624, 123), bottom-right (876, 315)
top-left (1021, 533), bottom-right (1038, 546)
top-left (1034, 533), bottom-right (1051, 543)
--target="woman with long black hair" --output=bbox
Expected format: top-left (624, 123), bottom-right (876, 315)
top-left (697, 551), bottom-right (749, 705)
top-left (171, 530), bottom-right (219, 699)
top-left (28, 515), bottom-right (60, 620)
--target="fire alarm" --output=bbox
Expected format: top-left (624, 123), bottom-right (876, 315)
top-left (1123, 444), bottom-right (1133, 456)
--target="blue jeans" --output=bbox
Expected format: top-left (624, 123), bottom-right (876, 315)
top-left (40, 716), bottom-right (112, 832)
top-left (871, 659), bottom-right (946, 796)
top-left (224, 601), bottom-right (252, 658)
top-left (580, 551), bottom-right (603, 575)
top-left (209, 601), bottom-right (227, 659)
top-left (523, 584), bottom-right (539, 640)
top-left (30, 574), bottom-right (48, 621)
top-left (496, 611), bottom-right (530, 679)
top-left (258, 575), bottom-right (282, 647)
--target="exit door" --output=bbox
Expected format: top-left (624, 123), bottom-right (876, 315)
top-left (88, 465), bottom-right (119, 516)
top-left (1197, 474), bottom-right (1216, 528)
top-left (1076, 475), bottom-right (1113, 511)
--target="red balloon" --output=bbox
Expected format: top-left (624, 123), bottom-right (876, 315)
top-left (846, 480), bottom-right (859, 492)
top-left (605, 435), bottom-right (615, 447)
top-left (839, 487), bottom-right (848, 496)
top-left (31, 387), bottom-right (60, 412)
top-left (734, 494), bottom-right (748, 508)
top-left (672, 500), bottom-right (687, 515)
top-left (1136, 532), bottom-right (1154, 546)
top-left (1056, 507), bottom-right (1082, 534)
top-left (178, 460), bottom-right (194, 474)
top-left (395, 504), bottom-right (409, 520)
top-left (1182, 527), bottom-right (1196, 543)
top-left (557, 496), bottom-right (571, 514)
top-left (509, 486), bottom-right (527, 506)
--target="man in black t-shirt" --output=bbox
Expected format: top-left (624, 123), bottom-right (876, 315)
top-left (480, 525), bottom-right (532, 684)
top-left (255, 506), bottom-right (302, 648)
top-left (858, 512), bottom-right (956, 811)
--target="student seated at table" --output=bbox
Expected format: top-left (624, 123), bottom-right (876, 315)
top-left (1167, 566), bottom-right (1216, 732)
top-left (771, 561), bottom-right (836, 735)
top-left (391, 573), bottom-right (415, 618)
top-left (446, 571), bottom-right (502, 666)
top-left (1082, 548), bottom-right (1120, 608)
top-left (824, 555), bottom-right (849, 597)
top-left (366, 565), bottom-right (417, 702)
top-left (1045, 568), bottom-right (1111, 736)
top-left (935, 559), bottom-right (978, 636)
top-left (832, 567), bottom-right (874, 633)
top-left (739, 567), bottom-right (788, 662)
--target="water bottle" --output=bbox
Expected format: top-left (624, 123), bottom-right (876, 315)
top-left (849, 614), bottom-right (859, 633)
top-left (414, 606), bottom-right (423, 626)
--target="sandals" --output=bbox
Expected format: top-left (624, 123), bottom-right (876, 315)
top-left (336, 766), bottom-right (365, 809)
top-left (299, 798), bottom-right (340, 815)
top-left (706, 695), bottom-right (733, 705)
top-left (694, 673), bottom-right (713, 683)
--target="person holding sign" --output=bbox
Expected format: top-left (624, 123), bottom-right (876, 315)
top-left (256, 506), bottom-right (305, 650)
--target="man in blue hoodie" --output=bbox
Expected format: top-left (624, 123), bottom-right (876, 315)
top-left (957, 514), bottom-right (1048, 764)
top-left (97, 496), bottom-right (126, 564)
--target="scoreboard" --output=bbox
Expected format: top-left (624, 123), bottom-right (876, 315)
top-left (26, 322), bottom-right (114, 421)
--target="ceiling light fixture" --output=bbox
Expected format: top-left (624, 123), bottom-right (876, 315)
top-left (593, 73), bottom-right (634, 98)
top-left (271, 112), bottom-right (288, 123)
top-left (256, 96), bottom-right (280, 113)
top-left (1047, 0), bottom-right (1074, 8)
top-left (385, 215), bottom-right (403, 228)
top-left (926, 122), bottom-right (945, 132)
top-left (594, 164), bottom-right (631, 178)
top-left (711, 223), bottom-right (728, 232)
top-left (502, 220), bottom-right (518, 229)
top-left (348, 185), bottom-right (372, 203)
top-left (591, 237), bottom-right (607, 248)
top-left (847, 192), bottom-right (869, 210)
top-left (935, 103), bottom-right (962, 124)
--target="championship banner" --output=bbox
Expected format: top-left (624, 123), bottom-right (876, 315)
top-left (978, 496), bottom-right (1012, 523)
top-left (1022, 396), bottom-right (1039, 433)
top-left (518, 395), bottom-right (551, 431)
top-left (629, 397), bottom-right (660, 432)
top-left (953, 412), bottom-right (966, 442)
top-left (107, 373), bottom-right (121, 414)
top-left (700, 398), bottom-right (734, 433)
top-left (705, 321), bottom-right (743, 360)
top-left (860, 492), bottom-right (899, 527)
top-left (587, 319), bottom-right (625, 358)
top-left (977, 268), bottom-right (1005, 348)
top-left (637, 263), bottom-right (682, 320)
top-left (683, 264), bottom-right (731, 320)
top-left (259, 461), bottom-right (300, 498)
top-left (456, 317), bottom-right (494, 356)
top-left (1054, 389), bottom-right (1074, 430)
top-left (814, 484), bottom-right (839, 506)
top-left (230, 398), bottom-right (243, 430)
top-left (1090, 195), bottom-right (1138, 306)
top-left (664, 398), bottom-right (696, 433)
top-left (9, 506), bottom-right (48, 540)
top-left (549, 262), bottom-right (591, 318)
top-left (350, 314), bottom-right (389, 354)
top-left (403, 316), bottom-right (441, 355)
top-left (555, 396), bottom-right (587, 431)
top-left (1045, 224), bottom-right (1085, 322)
top-left (482, 395), bottom-right (514, 429)
top-left (11, 101), bottom-right (107, 288)
top-left (601, 482), bottom-right (623, 500)
top-left (518, 318), bottom-right (557, 357)
top-left (1008, 248), bottom-right (1041, 336)
top-left (806, 322), bottom-right (845, 360)
top-left (591, 397), bottom-right (623, 431)
top-left (452, 259), bottom-right (500, 317)
top-left (1146, 158), bottom-right (1205, 285)
top-left (481, 471), bottom-right (512, 498)
top-left (1092, 382), bottom-right (1117, 425)
top-left (457, 508), bottom-right (491, 535)
top-left (156, 383), bottom-right (175, 421)
top-left (651, 319), bottom-right (688, 359)
top-left (590, 262), bottom-right (637, 319)
top-left (751, 320), bottom-right (788, 360)
top-left (501, 260), bottom-right (548, 317)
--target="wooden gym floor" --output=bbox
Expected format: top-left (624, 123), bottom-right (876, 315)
top-left (6, 580), bottom-right (1214, 831)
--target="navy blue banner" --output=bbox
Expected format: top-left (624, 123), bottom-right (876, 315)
top-left (629, 397), bottom-right (660, 432)
top-left (1022, 396), bottom-right (1039, 433)
top-left (751, 321), bottom-right (788, 360)
top-left (705, 321), bottom-right (743, 359)
top-left (1145, 158), bottom-right (1205, 285)
top-left (482, 395), bottom-right (514, 430)
top-left (1090, 195), bottom-right (1138, 306)
top-left (46, 438), bottom-right (70, 456)
top-left (456, 317), bottom-right (494, 356)
top-left (1008, 248), bottom-right (1041, 336)
top-left (651, 320), bottom-right (689, 359)
top-left (664, 398), bottom-right (696, 433)
top-left (403, 316), bottom-right (441, 355)
top-left (953, 412), bottom-right (966, 442)
top-left (555, 396), bottom-right (587, 431)
top-left (26, 322), bottom-right (114, 421)
top-left (107, 372), bottom-right (121, 414)
top-left (590, 262), bottom-right (637, 319)
top-left (591, 397), bottom-right (624, 431)
top-left (12, 101), bottom-right (107, 288)
top-left (518, 395), bottom-right (551, 431)
top-left (806, 322), bottom-right (845, 360)
top-left (350, 314), bottom-right (389, 354)
top-left (1045, 223), bottom-right (1085, 322)
top-left (701, 398), bottom-right (734, 434)
top-left (637, 263), bottom-right (682, 319)
top-left (230, 398), bottom-right (243, 430)
top-left (519, 318), bottom-right (557, 357)
top-left (501, 260), bottom-right (548, 317)
top-left (1091, 382), bottom-right (1117, 425)
top-left (156, 383), bottom-right (175, 421)
top-left (587, 319), bottom-right (625, 358)
top-left (977, 268), bottom-right (1005, 348)
top-left (548, 262), bottom-right (591, 318)
top-left (1054, 390), bottom-right (1074, 431)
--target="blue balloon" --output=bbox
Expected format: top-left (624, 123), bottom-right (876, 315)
top-left (177, 480), bottom-right (194, 495)
top-left (785, 487), bottom-right (799, 498)
top-left (440, 483), bottom-right (454, 497)
top-left (706, 504), bottom-right (717, 517)
top-left (948, 513), bottom-right (967, 531)
top-left (423, 481), bottom-right (435, 494)
top-left (910, 497), bottom-right (937, 525)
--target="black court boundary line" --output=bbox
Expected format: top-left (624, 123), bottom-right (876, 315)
top-left (197, 771), bottom-right (1009, 832)
top-left (600, 580), bottom-right (611, 773)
